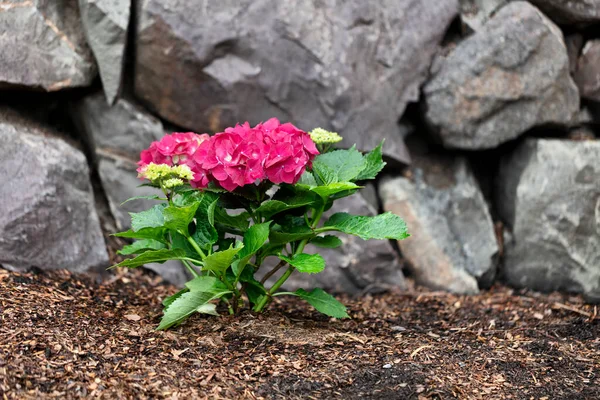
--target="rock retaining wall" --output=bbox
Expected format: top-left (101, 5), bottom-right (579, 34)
top-left (0, 0), bottom-right (598, 299)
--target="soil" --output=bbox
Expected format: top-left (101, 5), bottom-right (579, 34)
top-left (0, 267), bottom-right (598, 399)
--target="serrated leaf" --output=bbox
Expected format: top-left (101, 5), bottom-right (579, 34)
top-left (311, 147), bottom-right (366, 185)
top-left (130, 204), bottom-right (166, 231)
top-left (171, 232), bottom-right (201, 260)
top-left (310, 182), bottom-right (361, 198)
top-left (163, 203), bottom-right (200, 235)
top-left (320, 212), bottom-right (409, 240)
top-left (269, 215), bottom-right (315, 246)
top-left (298, 170), bottom-right (318, 186)
top-left (117, 239), bottom-right (166, 255)
top-left (191, 195), bottom-right (219, 250)
top-left (110, 249), bottom-right (189, 269)
top-left (157, 288), bottom-right (230, 330)
top-left (238, 267), bottom-right (267, 305)
top-left (234, 222), bottom-right (271, 276)
top-left (120, 195), bottom-right (163, 205)
top-left (202, 245), bottom-right (243, 276)
top-left (162, 288), bottom-right (188, 308)
top-left (196, 303), bottom-right (219, 316)
top-left (113, 227), bottom-right (167, 243)
top-left (279, 253), bottom-right (325, 274)
top-left (294, 288), bottom-right (349, 318)
top-left (356, 140), bottom-right (386, 180)
top-left (214, 208), bottom-right (250, 233)
top-left (185, 275), bottom-right (228, 292)
top-left (310, 235), bottom-right (343, 248)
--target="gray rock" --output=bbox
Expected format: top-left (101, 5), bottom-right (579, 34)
top-left (423, 1), bottom-right (579, 150)
top-left (71, 91), bottom-right (164, 160)
top-left (574, 40), bottom-right (600, 102)
top-left (79, 0), bottom-right (131, 104)
top-left (260, 193), bottom-right (405, 294)
top-left (379, 155), bottom-right (498, 294)
top-left (134, 0), bottom-right (458, 165)
top-left (146, 260), bottom-right (191, 287)
top-left (0, 108), bottom-right (108, 272)
top-left (0, 0), bottom-right (97, 90)
top-left (97, 156), bottom-right (162, 231)
top-left (565, 33), bottom-right (584, 74)
top-left (528, 0), bottom-right (600, 25)
top-left (496, 139), bottom-right (600, 300)
top-left (459, 0), bottom-right (507, 31)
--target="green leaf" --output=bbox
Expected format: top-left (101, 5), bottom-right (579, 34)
top-left (191, 194), bottom-right (219, 250)
top-left (234, 222), bottom-right (271, 276)
top-left (311, 147), bottom-right (366, 185)
top-left (163, 203), bottom-right (200, 236)
top-left (185, 275), bottom-right (229, 292)
top-left (162, 288), bottom-right (188, 308)
top-left (202, 245), bottom-right (244, 276)
top-left (113, 227), bottom-right (167, 243)
top-left (130, 204), bottom-right (166, 231)
top-left (171, 232), bottom-right (202, 260)
top-left (310, 182), bottom-right (361, 199)
top-left (117, 239), bottom-right (166, 255)
top-left (120, 195), bottom-right (163, 205)
top-left (298, 170), bottom-right (318, 186)
top-left (238, 268), bottom-right (266, 305)
top-left (279, 253), bottom-right (325, 274)
top-left (255, 192), bottom-right (317, 220)
top-left (157, 287), bottom-right (230, 330)
top-left (320, 212), bottom-right (409, 240)
top-left (214, 208), bottom-right (250, 233)
top-left (110, 249), bottom-right (190, 269)
top-left (356, 140), bottom-right (386, 180)
top-left (294, 288), bottom-right (349, 318)
top-left (310, 235), bottom-right (343, 248)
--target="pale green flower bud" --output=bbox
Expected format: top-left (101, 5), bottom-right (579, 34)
top-left (309, 128), bottom-right (343, 145)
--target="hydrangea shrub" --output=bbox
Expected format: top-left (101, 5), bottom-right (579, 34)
top-left (112, 118), bottom-right (409, 330)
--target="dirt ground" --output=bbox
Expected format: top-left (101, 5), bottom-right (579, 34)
top-left (0, 267), bottom-right (598, 399)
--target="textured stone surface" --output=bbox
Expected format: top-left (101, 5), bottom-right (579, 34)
top-left (260, 193), bottom-right (406, 294)
top-left (79, 0), bottom-right (131, 104)
top-left (0, 0), bottom-right (97, 90)
top-left (423, 1), bottom-right (579, 150)
top-left (459, 0), bottom-right (507, 31)
top-left (71, 91), bottom-right (164, 160)
top-left (0, 108), bottom-right (108, 272)
top-left (574, 40), bottom-right (600, 102)
top-left (380, 155), bottom-right (498, 294)
top-left (134, 0), bottom-right (458, 164)
top-left (497, 139), bottom-right (600, 301)
top-left (528, 0), bottom-right (600, 24)
top-left (97, 156), bottom-right (162, 230)
top-left (145, 261), bottom-right (191, 287)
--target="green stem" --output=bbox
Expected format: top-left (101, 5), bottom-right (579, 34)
top-left (181, 260), bottom-right (200, 278)
top-left (186, 236), bottom-right (207, 260)
top-left (254, 203), bottom-right (326, 312)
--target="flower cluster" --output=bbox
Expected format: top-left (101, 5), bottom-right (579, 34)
top-left (137, 119), bottom-right (319, 191)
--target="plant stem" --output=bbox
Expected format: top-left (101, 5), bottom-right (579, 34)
top-left (254, 203), bottom-right (326, 312)
top-left (181, 260), bottom-right (200, 278)
top-left (186, 236), bottom-right (207, 260)
top-left (259, 260), bottom-right (287, 284)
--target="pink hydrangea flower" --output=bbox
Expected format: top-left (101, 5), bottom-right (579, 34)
top-left (140, 119), bottom-right (319, 191)
top-left (137, 132), bottom-right (209, 176)
top-left (191, 123), bottom-right (269, 191)
top-left (261, 118), bottom-right (319, 185)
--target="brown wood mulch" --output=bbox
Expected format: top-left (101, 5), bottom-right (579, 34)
top-left (0, 267), bottom-right (598, 400)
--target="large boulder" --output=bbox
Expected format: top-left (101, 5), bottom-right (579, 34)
top-left (459, 0), bottom-right (507, 31)
top-left (527, 0), bottom-right (600, 25)
top-left (574, 40), bottom-right (600, 103)
top-left (70, 92), bottom-right (164, 229)
top-left (134, 0), bottom-right (458, 164)
top-left (71, 92), bottom-right (163, 160)
top-left (379, 155), bottom-right (498, 294)
top-left (423, 1), bottom-right (579, 150)
top-left (0, 108), bottom-right (108, 272)
top-left (496, 139), bottom-right (600, 302)
top-left (79, 0), bottom-right (131, 104)
top-left (0, 0), bottom-right (97, 90)
top-left (261, 192), bottom-right (406, 294)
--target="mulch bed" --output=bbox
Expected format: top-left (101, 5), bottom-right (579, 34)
top-left (0, 267), bottom-right (598, 399)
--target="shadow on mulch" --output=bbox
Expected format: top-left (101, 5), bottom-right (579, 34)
top-left (0, 268), bottom-right (598, 399)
